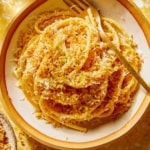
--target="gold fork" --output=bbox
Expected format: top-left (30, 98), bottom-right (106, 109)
top-left (63, 0), bottom-right (150, 93)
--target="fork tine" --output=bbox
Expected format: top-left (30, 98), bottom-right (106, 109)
top-left (71, 0), bottom-right (89, 10)
top-left (63, 0), bottom-right (81, 14)
top-left (63, 0), bottom-right (90, 14)
top-left (77, 0), bottom-right (98, 11)
top-left (78, 0), bottom-right (89, 7)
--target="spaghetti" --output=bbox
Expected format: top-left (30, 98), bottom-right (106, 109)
top-left (13, 9), bottom-right (142, 132)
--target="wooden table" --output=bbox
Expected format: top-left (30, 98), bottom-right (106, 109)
top-left (0, 0), bottom-right (150, 149)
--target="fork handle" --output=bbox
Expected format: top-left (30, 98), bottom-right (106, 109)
top-left (100, 28), bottom-right (150, 94)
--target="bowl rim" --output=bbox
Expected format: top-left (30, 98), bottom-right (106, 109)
top-left (0, 110), bottom-right (17, 150)
top-left (0, 0), bottom-right (150, 149)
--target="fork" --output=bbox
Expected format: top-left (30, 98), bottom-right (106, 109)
top-left (63, 0), bottom-right (150, 94)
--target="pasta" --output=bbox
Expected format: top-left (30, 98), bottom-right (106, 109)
top-left (13, 9), bottom-right (142, 132)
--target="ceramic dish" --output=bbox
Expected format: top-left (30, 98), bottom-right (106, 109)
top-left (0, 0), bottom-right (150, 149)
top-left (0, 110), bottom-right (17, 150)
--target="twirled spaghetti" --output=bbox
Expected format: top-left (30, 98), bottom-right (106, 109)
top-left (13, 9), bottom-right (142, 132)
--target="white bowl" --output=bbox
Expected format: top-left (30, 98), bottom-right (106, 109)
top-left (0, 0), bottom-right (150, 149)
top-left (0, 110), bottom-right (17, 150)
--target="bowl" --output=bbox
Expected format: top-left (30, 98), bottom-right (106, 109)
top-left (0, 0), bottom-right (150, 149)
top-left (0, 110), bottom-right (17, 150)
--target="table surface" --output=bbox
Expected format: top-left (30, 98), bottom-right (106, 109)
top-left (0, 0), bottom-right (150, 150)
